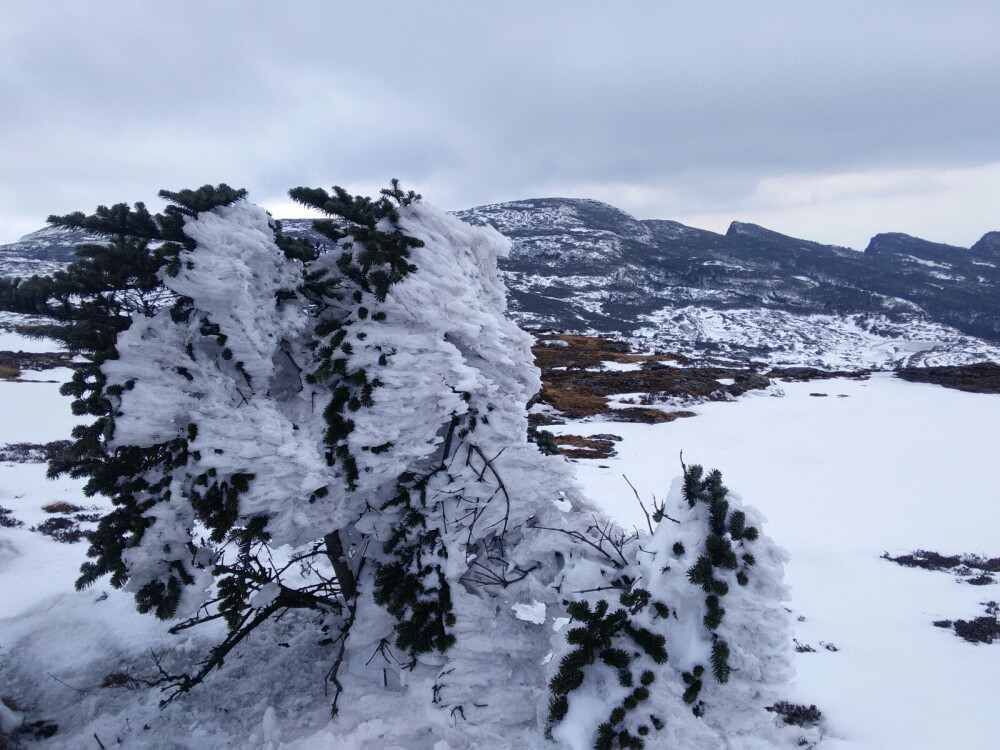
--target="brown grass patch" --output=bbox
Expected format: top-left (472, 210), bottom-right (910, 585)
top-left (42, 501), bottom-right (86, 514)
top-left (554, 434), bottom-right (620, 459)
top-left (532, 335), bottom-right (766, 420)
top-left (533, 333), bottom-right (687, 372)
top-left (0, 350), bottom-right (76, 381)
top-left (607, 408), bottom-right (697, 424)
top-left (540, 388), bottom-right (610, 420)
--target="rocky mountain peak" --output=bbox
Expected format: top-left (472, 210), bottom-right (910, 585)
top-left (863, 232), bottom-right (966, 263)
top-left (726, 221), bottom-right (771, 238)
top-left (971, 231), bottom-right (1000, 260)
top-left (458, 197), bottom-right (654, 246)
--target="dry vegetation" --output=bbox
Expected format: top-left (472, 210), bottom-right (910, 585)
top-left (0, 350), bottom-right (76, 381)
top-left (552, 433), bottom-right (621, 459)
top-left (41, 501), bottom-right (86, 514)
top-left (531, 333), bottom-right (767, 422)
top-left (529, 333), bottom-right (769, 458)
top-left (0, 441), bottom-right (72, 463)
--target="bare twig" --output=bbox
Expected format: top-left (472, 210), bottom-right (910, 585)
top-left (158, 603), bottom-right (281, 705)
top-left (470, 444), bottom-right (512, 538)
top-left (460, 560), bottom-right (540, 589)
top-left (623, 474), bottom-right (654, 535)
top-left (533, 521), bottom-right (628, 569)
top-left (46, 671), bottom-right (87, 693)
top-left (572, 585), bottom-right (622, 594)
top-left (364, 638), bottom-right (398, 668)
top-left (658, 510), bottom-right (681, 525)
top-left (169, 609), bottom-right (228, 634)
top-left (325, 592), bottom-right (360, 716)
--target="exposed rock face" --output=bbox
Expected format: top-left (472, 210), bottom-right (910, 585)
top-left (971, 231), bottom-right (1000, 260)
top-left (863, 232), bottom-right (967, 263)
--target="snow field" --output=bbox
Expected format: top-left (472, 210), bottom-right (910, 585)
top-left (3, 344), bottom-right (1000, 746)
top-left (558, 373), bottom-right (1000, 749)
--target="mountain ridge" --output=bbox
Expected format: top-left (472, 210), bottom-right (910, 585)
top-left (3, 196), bottom-right (999, 368)
top-left (456, 197), bottom-right (1000, 367)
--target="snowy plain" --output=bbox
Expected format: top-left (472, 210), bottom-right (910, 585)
top-left (2, 327), bottom-right (999, 748)
top-left (561, 373), bottom-right (1000, 750)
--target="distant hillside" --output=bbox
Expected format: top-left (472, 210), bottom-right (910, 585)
top-left (3, 199), bottom-right (1000, 368)
top-left (456, 199), bottom-right (1000, 367)
top-left (458, 198), bottom-right (1000, 344)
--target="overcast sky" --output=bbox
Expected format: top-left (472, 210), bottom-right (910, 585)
top-left (1, 1), bottom-right (997, 249)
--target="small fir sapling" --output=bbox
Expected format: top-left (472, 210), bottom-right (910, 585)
top-left (546, 462), bottom-right (804, 749)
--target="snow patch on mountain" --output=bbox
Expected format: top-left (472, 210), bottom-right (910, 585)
top-left (634, 306), bottom-right (1000, 369)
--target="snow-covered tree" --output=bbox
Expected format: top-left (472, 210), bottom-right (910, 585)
top-left (4, 183), bottom-right (815, 748)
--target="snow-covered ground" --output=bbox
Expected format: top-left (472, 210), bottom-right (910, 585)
top-left (2, 329), bottom-right (999, 748)
top-left (560, 373), bottom-right (1000, 750)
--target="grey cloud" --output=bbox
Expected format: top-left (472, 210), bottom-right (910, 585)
top-left (1, 1), bottom-right (998, 244)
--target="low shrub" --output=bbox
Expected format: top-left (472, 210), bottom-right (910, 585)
top-left (41, 501), bottom-right (85, 514)
top-left (0, 506), bottom-right (23, 529)
top-left (766, 701), bottom-right (823, 728)
top-left (31, 517), bottom-right (84, 543)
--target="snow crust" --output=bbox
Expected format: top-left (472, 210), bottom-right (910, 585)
top-left (512, 601), bottom-right (547, 625)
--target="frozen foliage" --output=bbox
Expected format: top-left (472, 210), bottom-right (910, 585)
top-left (103, 202), bottom-right (324, 546)
top-left (0, 186), bottom-right (807, 748)
top-left (546, 467), bottom-right (807, 750)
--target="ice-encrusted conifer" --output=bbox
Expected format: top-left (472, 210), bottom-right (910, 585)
top-left (6, 183), bottom-right (814, 748)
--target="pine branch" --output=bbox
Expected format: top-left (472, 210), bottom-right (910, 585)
top-left (157, 584), bottom-right (336, 704)
top-left (158, 601), bottom-right (282, 705)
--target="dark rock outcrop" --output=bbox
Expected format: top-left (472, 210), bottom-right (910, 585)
top-left (896, 362), bottom-right (1000, 393)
